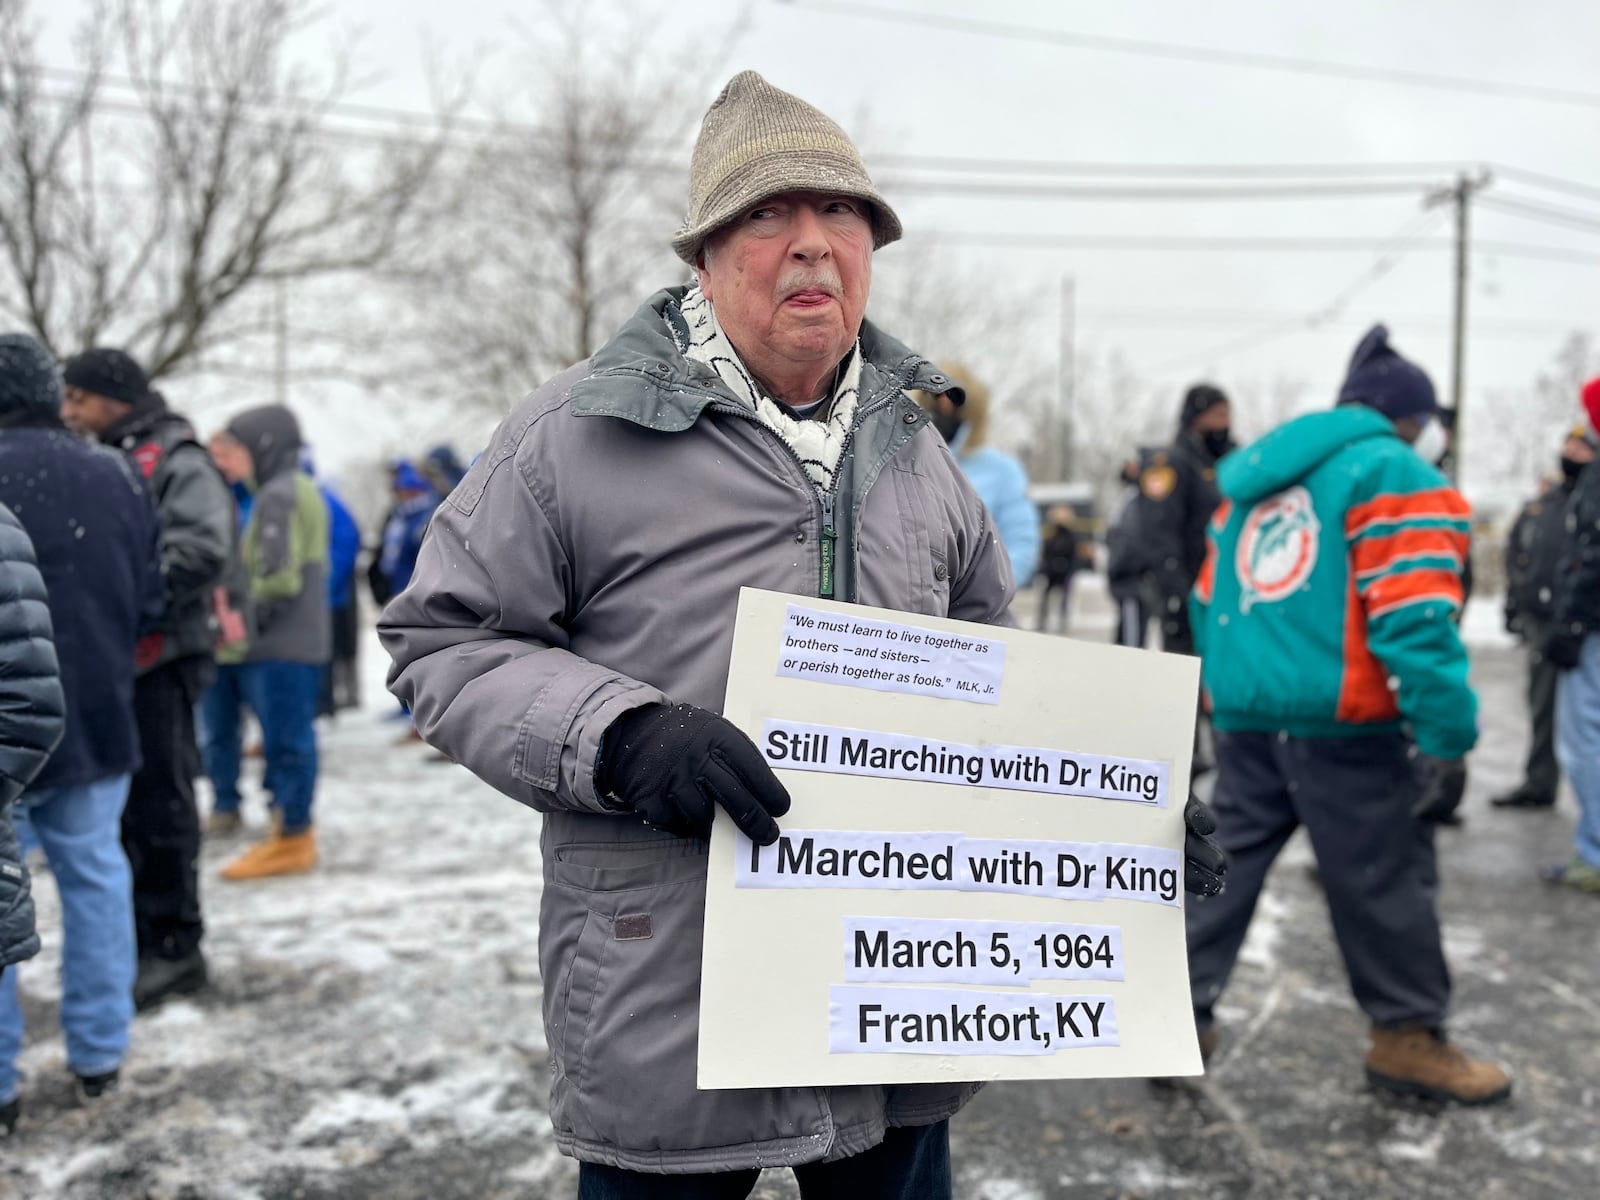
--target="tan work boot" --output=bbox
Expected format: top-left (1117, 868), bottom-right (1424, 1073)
top-left (1365, 1026), bottom-right (1511, 1105)
top-left (220, 830), bottom-right (317, 881)
top-left (205, 810), bottom-right (242, 837)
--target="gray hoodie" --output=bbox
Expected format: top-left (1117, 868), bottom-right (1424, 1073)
top-left (381, 288), bottom-right (1014, 1174)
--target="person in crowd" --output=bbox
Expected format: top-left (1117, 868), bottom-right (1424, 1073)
top-left (1541, 378), bottom-right (1600, 894)
top-left (1497, 426), bottom-right (1597, 810)
top-left (919, 364), bottom-right (1040, 588)
top-left (381, 71), bottom-right (1222, 1197)
top-left (300, 449), bottom-right (362, 717)
top-left (1136, 384), bottom-right (1234, 657)
top-left (1106, 457), bottom-right (1151, 647)
top-left (0, 496), bottom-right (66, 1137)
top-left (211, 407), bottom-right (330, 881)
top-left (373, 460), bottom-right (440, 606)
top-left (1036, 504), bottom-right (1086, 634)
top-left (199, 431), bottom-right (259, 836)
top-left (61, 353), bottom-right (237, 1011)
top-left (1187, 324), bottom-right (1509, 1105)
top-left (0, 332), bottom-right (161, 1122)
top-left (421, 443), bottom-right (468, 494)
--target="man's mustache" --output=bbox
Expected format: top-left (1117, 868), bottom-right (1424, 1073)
top-left (776, 270), bottom-right (842, 301)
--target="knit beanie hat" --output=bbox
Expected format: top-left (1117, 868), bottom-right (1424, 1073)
top-left (1179, 383), bottom-right (1229, 430)
top-left (1336, 325), bottom-right (1436, 422)
top-left (671, 70), bottom-right (902, 265)
top-left (1582, 376), bottom-right (1600, 437)
top-left (0, 332), bottom-right (64, 416)
top-left (61, 347), bottom-right (148, 407)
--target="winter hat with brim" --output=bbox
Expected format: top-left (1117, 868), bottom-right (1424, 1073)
top-left (61, 347), bottom-right (148, 407)
top-left (1336, 325), bottom-right (1436, 422)
top-left (0, 332), bottom-right (63, 416)
top-left (671, 70), bottom-right (902, 266)
top-left (1179, 383), bottom-right (1229, 429)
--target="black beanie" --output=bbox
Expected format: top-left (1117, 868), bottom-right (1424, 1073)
top-left (1179, 383), bottom-right (1228, 430)
top-left (61, 347), bottom-right (148, 407)
top-left (0, 332), bottom-right (63, 416)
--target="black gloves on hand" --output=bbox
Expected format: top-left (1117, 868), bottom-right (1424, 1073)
top-left (1413, 755), bottom-right (1467, 824)
top-left (1542, 629), bottom-right (1586, 672)
top-left (1183, 794), bottom-right (1227, 897)
top-left (598, 703), bottom-right (791, 845)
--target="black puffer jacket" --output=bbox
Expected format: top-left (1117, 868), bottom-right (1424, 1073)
top-left (0, 501), bottom-right (64, 968)
top-left (1552, 460), bottom-right (1600, 640)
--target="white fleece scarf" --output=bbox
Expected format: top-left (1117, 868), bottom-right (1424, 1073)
top-left (676, 283), bottom-right (862, 492)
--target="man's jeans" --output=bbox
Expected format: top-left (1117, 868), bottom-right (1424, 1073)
top-left (200, 661), bottom-right (321, 833)
top-left (576, 1122), bottom-right (951, 1200)
top-left (1556, 634), bottom-right (1600, 869)
top-left (0, 775), bottom-right (135, 1102)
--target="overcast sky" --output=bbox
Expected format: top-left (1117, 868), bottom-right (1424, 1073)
top-left (38, 0), bottom-right (1600, 479)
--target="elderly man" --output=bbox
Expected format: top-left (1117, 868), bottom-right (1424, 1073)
top-left (383, 72), bottom-right (1220, 1197)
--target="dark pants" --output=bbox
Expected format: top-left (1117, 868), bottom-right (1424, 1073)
top-left (576, 1122), bottom-right (952, 1200)
top-left (1112, 592), bottom-right (1149, 647)
top-left (1036, 574), bottom-right (1073, 634)
top-left (1188, 731), bottom-right (1451, 1032)
top-left (1522, 620), bottom-right (1561, 800)
top-left (318, 601), bottom-right (361, 717)
top-left (122, 655), bottom-right (211, 961)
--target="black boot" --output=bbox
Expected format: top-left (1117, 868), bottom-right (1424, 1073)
top-left (1490, 786), bottom-right (1556, 810)
top-left (134, 950), bottom-right (209, 1012)
top-left (0, 1095), bottom-right (17, 1135)
top-left (75, 1068), bottom-right (119, 1100)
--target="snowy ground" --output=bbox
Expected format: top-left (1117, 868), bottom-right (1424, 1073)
top-left (4, 579), bottom-right (1596, 1199)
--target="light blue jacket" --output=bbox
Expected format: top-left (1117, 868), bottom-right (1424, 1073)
top-left (952, 429), bottom-right (1040, 584)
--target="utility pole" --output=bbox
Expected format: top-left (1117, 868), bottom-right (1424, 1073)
top-left (273, 277), bottom-right (289, 408)
top-left (1058, 274), bottom-right (1076, 480)
top-left (1424, 170), bottom-right (1491, 482)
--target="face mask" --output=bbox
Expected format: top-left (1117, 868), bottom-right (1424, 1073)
top-left (1201, 428), bottom-right (1234, 460)
top-left (931, 408), bottom-right (965, 444)
top-left (1562, 456), bottom-right (1589, 483)
top-left (1411, 417), bottom-right (1449, 466)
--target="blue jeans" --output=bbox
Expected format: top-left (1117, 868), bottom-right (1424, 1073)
top-left (199, 662), bottom-right (248, 815)
top-left (0, 775), bottom-right (135, 1102)
top-left (200, 661), bottom-right (321, 833)
top-left (576, 1122), bottom-right (952, 1199)
top-left (1556, 634), bottom-right (1600, 869)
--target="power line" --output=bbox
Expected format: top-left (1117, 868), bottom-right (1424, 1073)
top-left (1491, 164), bottom-right (1600, 205)
top-left (782, 0), bottom-right (1600, 111)
top-left (912, 231), bottom-right (1600, 266)
top-left (884, 178), bottom-right (1433, 201)
top-left (1146, 209), bottom-right (1449, 373)
top-left (1478, 193), bottom-right (1600, 235)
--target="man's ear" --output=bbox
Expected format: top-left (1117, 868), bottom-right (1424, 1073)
top-left (695, 250), bottom-right (713, 301)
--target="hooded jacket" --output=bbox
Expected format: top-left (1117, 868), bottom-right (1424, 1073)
top-left (0, 501), bottom-right (64, 968)
top-left (101, 393), bottom-right (237, 672)
top-left (1192, 406), bottom-right (1477, 759)
top-left (936, 368), bottom-right (1040, 584)
top-left (380, 287), bottom-right (1014, 1174)
top-left (226, 406), bottom-right (330, 665)
top-left (1505, 476), bottom-right (1577, 631)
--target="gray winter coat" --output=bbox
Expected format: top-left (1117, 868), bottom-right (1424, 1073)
top-left (0, 501), bottom-right (65, 968)
top-left (381, 288), bottom-right (1015, 1174)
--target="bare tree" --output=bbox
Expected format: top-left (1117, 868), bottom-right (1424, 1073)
top-left (1479, 331), bottom-right (1599, 492)
top-left (395, 1), bottom-right (745, 410)
top-left (0, 0), bottom-right (452, 378)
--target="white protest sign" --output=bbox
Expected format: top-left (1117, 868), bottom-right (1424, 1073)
top-left (698, 588), bottom-right (1203, 1088)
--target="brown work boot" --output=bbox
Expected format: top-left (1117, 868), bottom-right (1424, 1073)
top-left (220, 830), bottom-right (317, 881)
top-left (1365, 1026), bottom-right (1511, 1105)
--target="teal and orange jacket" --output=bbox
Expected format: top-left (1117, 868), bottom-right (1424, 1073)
top-left (1192, 406), bottom-right (1477, 759)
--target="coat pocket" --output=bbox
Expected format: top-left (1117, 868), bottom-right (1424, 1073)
top-left (541, 837), bottom-right (828, 1155)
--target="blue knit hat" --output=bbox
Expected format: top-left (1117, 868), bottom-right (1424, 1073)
top-left (0, 332), bottom-right (63, 416)
top-left (1337, 325), bottom-right (1437, 422)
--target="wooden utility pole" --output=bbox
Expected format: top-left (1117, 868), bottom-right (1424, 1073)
top-left (1425, 170), bottom-right (1492, 481)
top-left (1059, 274), bottom-right (1076, 480)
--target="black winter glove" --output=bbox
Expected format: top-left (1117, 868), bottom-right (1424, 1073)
top-left (1183, 794), bottom-right (1227, 897)
top-left (1542, 629), bottom-right (1586, 672)
top-left (1413, 755), bottom-right (1467, 824)
top-left (597, 703), bottom-right (791, 845)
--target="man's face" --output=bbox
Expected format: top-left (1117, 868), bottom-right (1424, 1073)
top-left (1391, 415), bottom-right (1425, 445)
top-left (209, 432), bottom-right (252, 484)
top-left (1192, 401), bottom-right (1231, 434)
top-left (62, 387), bottom-right (126, 437)
top-left (1564, 435), bottom-right (1596, 465)
top-left (696, 191), bottom-right (873, 377)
